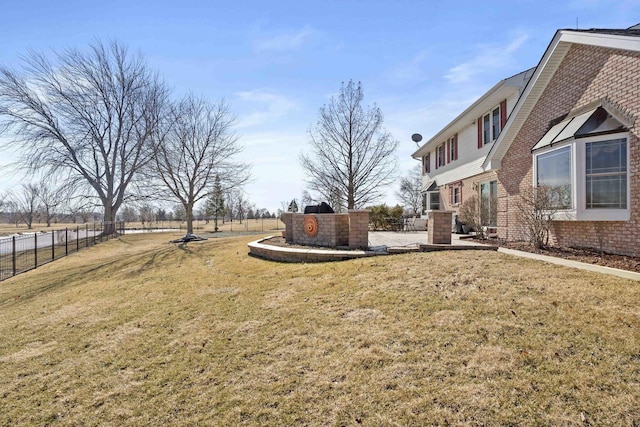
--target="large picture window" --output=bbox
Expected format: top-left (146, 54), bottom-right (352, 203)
top-left (586, 138), bottom-right (627, 209)
top-left (532, 133), bottom-right (629, 220)
top-left (536, 145), bottom-right (572, 209)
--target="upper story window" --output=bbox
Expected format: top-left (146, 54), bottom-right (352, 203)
top-left (448, 135), bottom-right (458, 162)
top-left (478, 99), bottom-right (507, 148)
top-left (483, 106), bottom-right (501, 144)
top-left (422, 153), bottom-right (430, 174)
top-left (436, 144), bottom-right (446, 168)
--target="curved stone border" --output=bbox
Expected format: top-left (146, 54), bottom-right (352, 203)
top-left (248, 236), bottom-right (384, 263)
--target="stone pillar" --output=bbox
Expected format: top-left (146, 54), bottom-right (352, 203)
top-left (282, 212), bottom-right (293, 243)
top-left (427, 210), bottom-right (453, 244)
top-left (348, 210), bottom-right (370, 249)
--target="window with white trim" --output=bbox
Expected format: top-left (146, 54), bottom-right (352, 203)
top-left (480, 180), bottom-right (498, 227)
top-left (536, 145), bottom-right (572, 209)
top-left (436, 144), bottom-right (445, 168)
top-left (427, 191), bottom-right (440, 211)
top-left (585, 138), bottom-right (627, 209)
top-left (483, 106), bottom-right (501, 145)
top-left (449, 136), bottom-right (457, 162)
top-left (533, 132), bottom-right (629, 221)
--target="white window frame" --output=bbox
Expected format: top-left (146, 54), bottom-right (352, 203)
top-left (479, 180), bottom-right (498, 227)
top-left (436, 144), bottom-right (445, 168)
top-left (427, 191), bottom-right (440, 211)
top-left (483, 106), bottom-right (501, 145)
top-left (449, 136), bottom-right (456, 162)
top-left (532, 131), bottom-right (630, 221)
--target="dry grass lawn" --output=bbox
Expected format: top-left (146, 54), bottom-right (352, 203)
top-left (0, 232), bottom-right (638, 425)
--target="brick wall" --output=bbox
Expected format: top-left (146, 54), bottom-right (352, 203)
top-left (284, 211), bottom-right (369, 249)
top-left (291, 213), bottom-right (350, 247)
top-left (498, 44), bottom-right (640, 256)
top-left (427, 210), bottom-right (452, 244)
top-left (282, 213), bottom-right (293, 243)
top-left (348, 210), bottom-right (370, 249)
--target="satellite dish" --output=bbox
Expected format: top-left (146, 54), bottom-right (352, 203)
top-left (411, 133), bottom-right (422, 145)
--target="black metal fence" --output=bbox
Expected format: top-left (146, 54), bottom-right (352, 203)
top-left (0, 221), bottom-right (124, 282)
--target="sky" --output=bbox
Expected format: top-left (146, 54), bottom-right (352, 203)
top-left (0, 0), bottom-right (638, 213)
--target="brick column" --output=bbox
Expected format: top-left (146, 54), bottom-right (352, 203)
top-left (348, 210), bottom-right (370, 249)
top-left (427, 211), bottom-right (453, 244)
top-left (281, 212), bottom-right (293, 243)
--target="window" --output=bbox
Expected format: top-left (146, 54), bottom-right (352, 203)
top-left (533, 132), bottom-right (629, 221)
top-left (449, 182), bottom-right (461, 206)
top-left (480, 180), bottom-right (498, 226)
top-left (481, 106), bottom-right (501, 145)
top-left (436, 144), bottom-right (445, 168)
top-left (422, 153), bottom-right (430, 174)
top-left (492, 107), bottom-right (500, 140)
top-left (429, 192), bottom-right (440, 210)
top-left (536, 145), bottom-right (572, 209)
top-left (483, 114), bottom-right (491, 144)
top-left (586, 138), bottom-right (627, 209)
top-left (449, 136), bottom-right (457, 162)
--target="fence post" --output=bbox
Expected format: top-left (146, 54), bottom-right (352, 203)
top-left (12, 236), bottom-right (16, 277)
top-left (65, 228), bottom-right (68, 255)
top-left (85, 224), bottom-right (89, 247)
top-left (76, 226), bottom-right (80, 252)
top-left (34, 233), bottom-right (38, 268)
top-left (51, 230), bottom-right (55, 261)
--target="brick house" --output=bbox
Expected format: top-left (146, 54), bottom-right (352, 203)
top-left (484, 26), bottom-right (640, 256)
top-left (411, 68), bottom-right (534, 227)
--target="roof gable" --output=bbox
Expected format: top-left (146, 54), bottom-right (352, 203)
top-left (484, 28), bottom-right (640, 170)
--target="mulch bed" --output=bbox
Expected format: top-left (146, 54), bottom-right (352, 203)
top-left (495, 240), bottom-right (640, 273)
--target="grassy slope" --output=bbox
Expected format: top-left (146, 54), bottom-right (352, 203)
top-left (0, 233), bottom-right (638, 425)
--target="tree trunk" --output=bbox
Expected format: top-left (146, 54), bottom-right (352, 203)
top-left (186, 204), bottom-right (194, 235)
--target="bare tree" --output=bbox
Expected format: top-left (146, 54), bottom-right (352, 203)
top-left (36, 179), bottom-right (66, 226)
top-left (119, 205), bottom-right (138, 223)
top-left (300, 80), bottom-right (398, 210)
top-left (515, 185), bottom-right (566, 249)
top-left (151, 95), bottom-right (249, 235)
top-left (0, 40), bottom-right (168, 234)
top-left (139, 204), bottom-right (156, 229)
top-left (396, 165), bottom-right (422, 215)
top-left (458, 195), bottom-right (488, 240)
top-left (8, 184), bottom-right (40, 229)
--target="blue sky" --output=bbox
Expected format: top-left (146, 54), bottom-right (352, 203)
top-left (0, 0), bottom-right (637, 213)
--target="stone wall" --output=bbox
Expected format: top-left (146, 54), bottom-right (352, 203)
top-left (282, 210), bottom-right (369, 249)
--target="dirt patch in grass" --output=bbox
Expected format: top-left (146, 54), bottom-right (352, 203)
top-left (0, 232), bottom-right (638, 425)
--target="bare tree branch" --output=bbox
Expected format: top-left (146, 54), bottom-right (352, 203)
top-left (300, 80), bottom-right (398, 210)
top-left (0, 40), bottom-right (168, 233)
top-left (150, 94), bottom-right (250, 234)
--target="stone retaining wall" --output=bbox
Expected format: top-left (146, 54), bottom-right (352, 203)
top-left (282, 210), bottom-right (369, 249)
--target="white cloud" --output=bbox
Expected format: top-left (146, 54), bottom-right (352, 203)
top-left (234, 89), bottom-right (300, 129)
top-left (445, 32), bottom-right (529, 84)
top-left (253, 27), bottom-right (315, 53)
top-left (383, 50), bottom-right (431, 85)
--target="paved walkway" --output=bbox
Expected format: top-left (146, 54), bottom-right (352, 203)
top-left (368, 231), bottom-right (640, 281)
